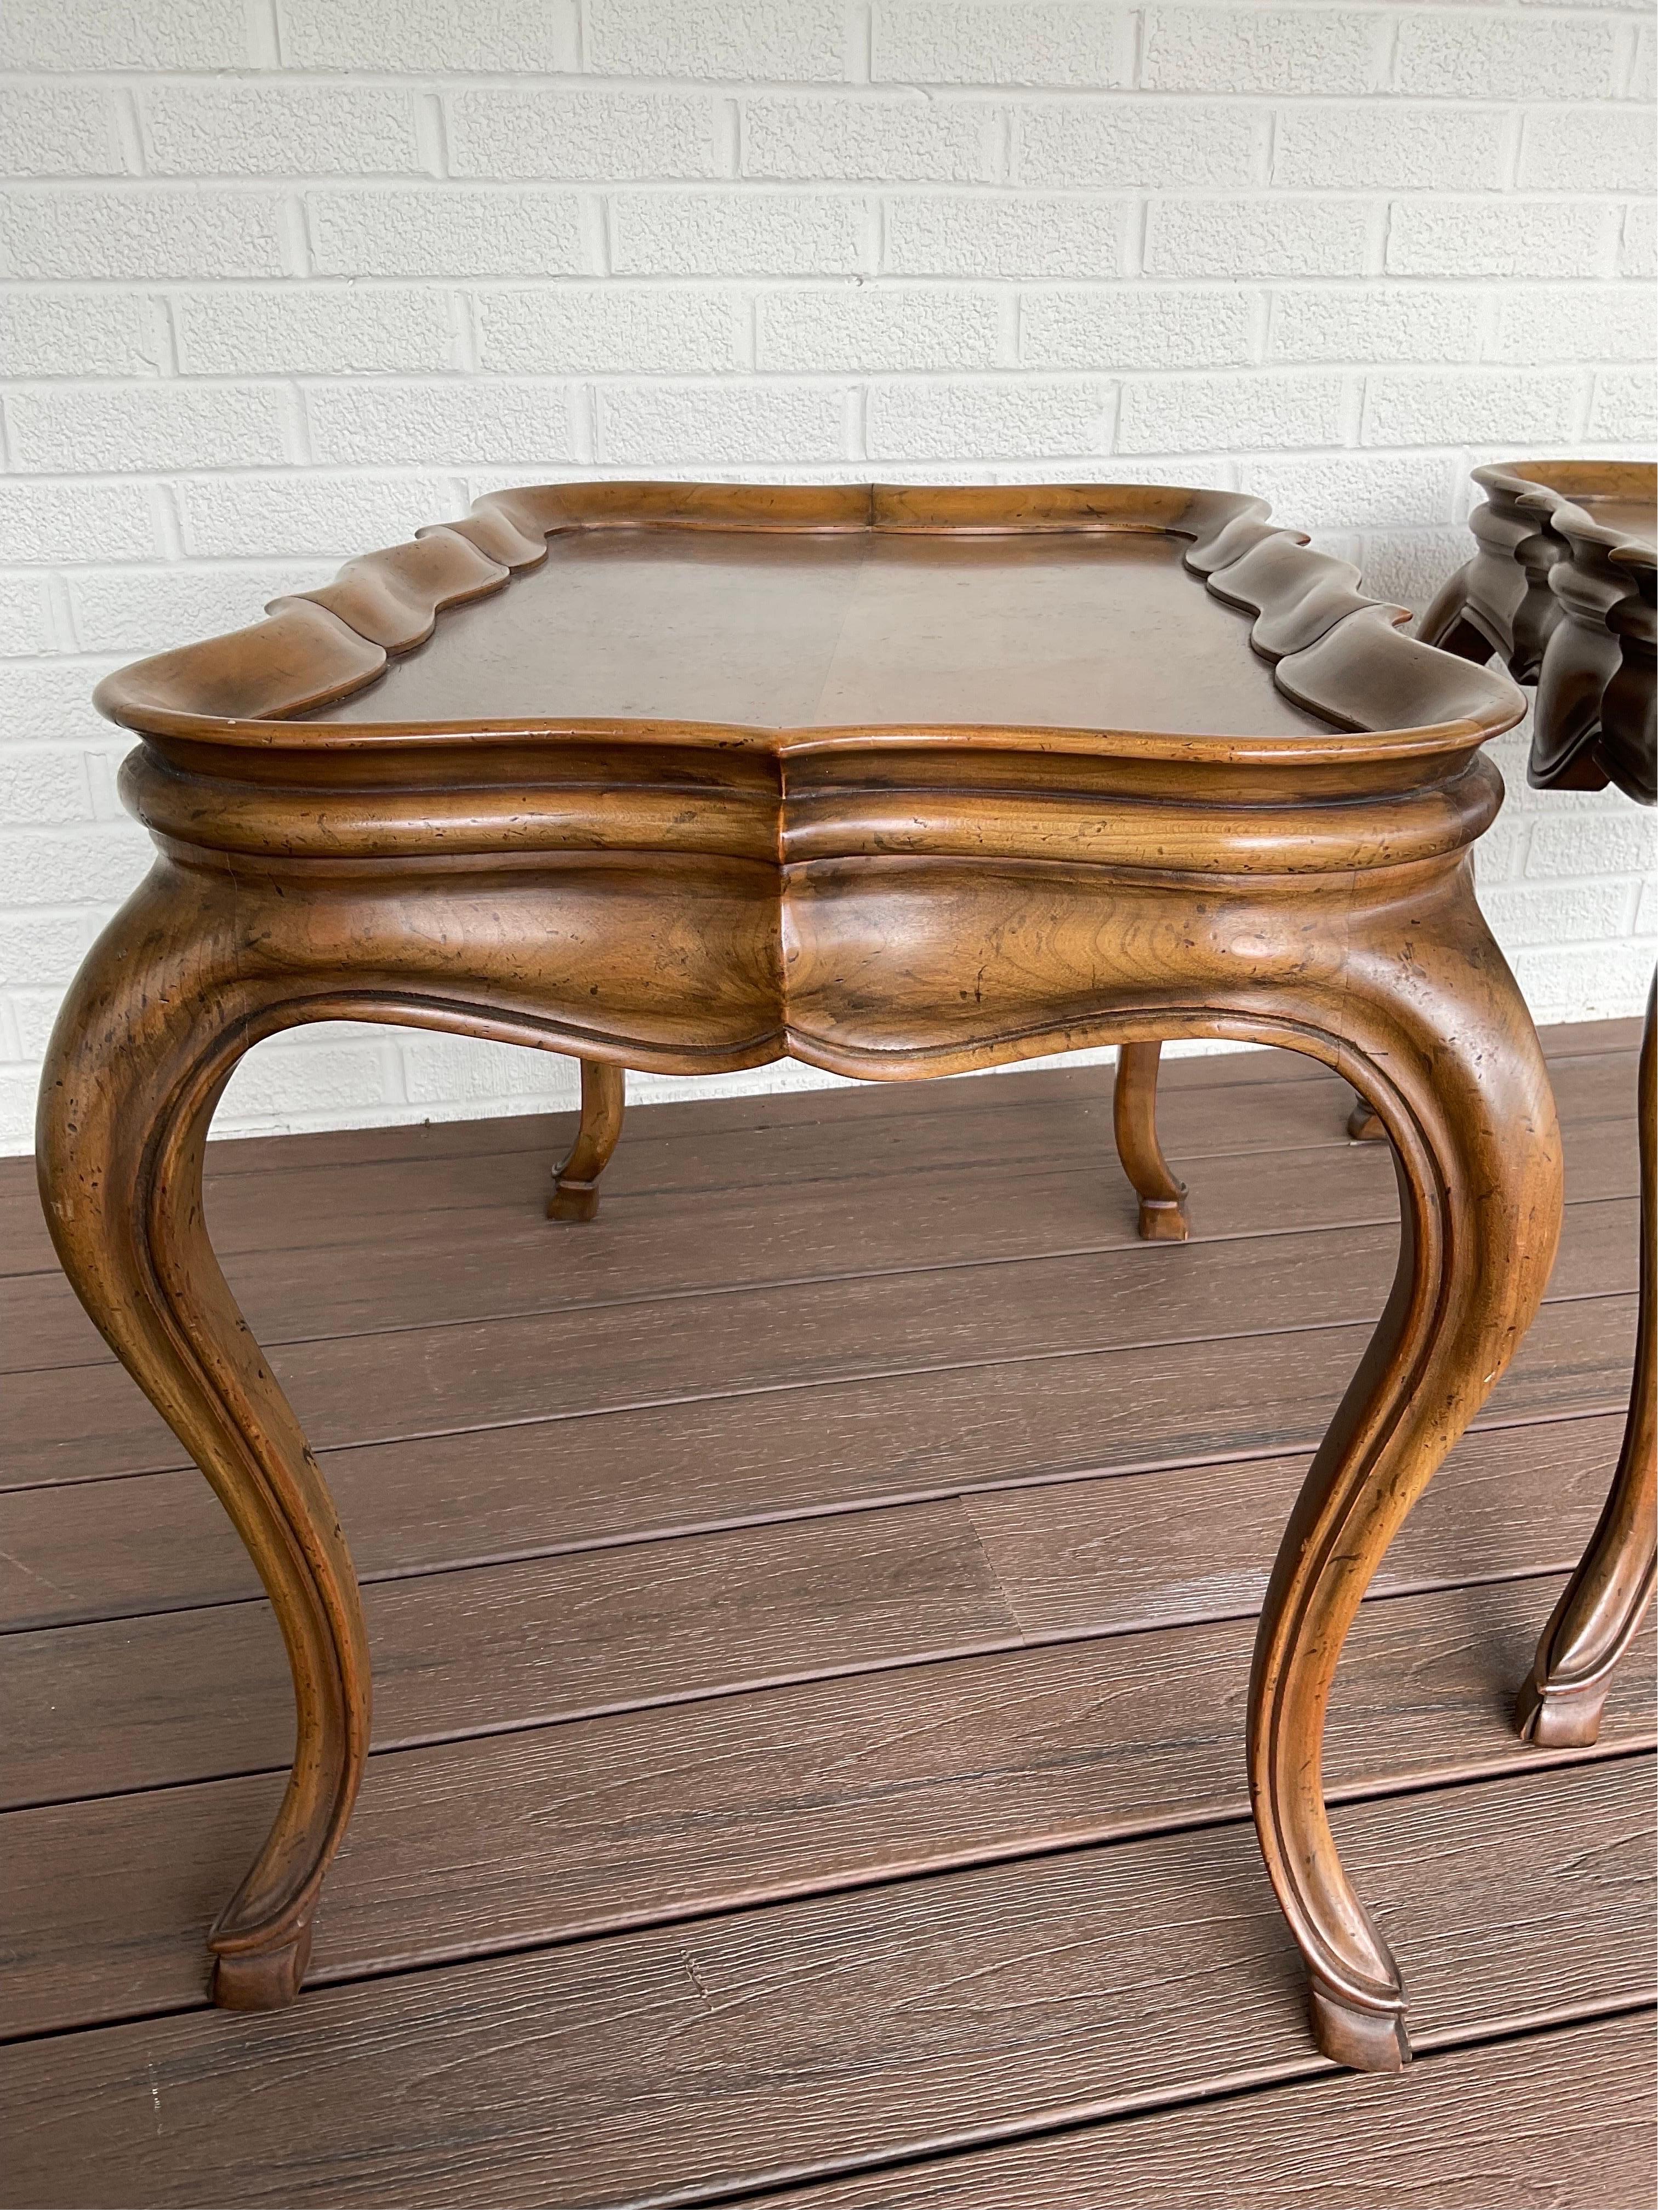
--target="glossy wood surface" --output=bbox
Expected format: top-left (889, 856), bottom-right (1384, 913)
top-left (310, 531), bottom-right (1334, 736)
top-left (41, 479), bottom-right (1555, 2076)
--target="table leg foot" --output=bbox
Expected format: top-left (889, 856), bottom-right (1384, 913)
top-left (211, 1920), bottom-right (314, 2011)
top-left (1514, 1670), bottom-right (1608, 1748)
top-left (548, 1182), bottom-right (602, 1222)
top-left (1245, 897), bottom-right (1563, 2077)
top-left (549, 1059), bottom-right (625, 1223)
top-left (36, 863), bottom-right (372, 2010)
top-left (1114, 1040), bottom-right (1189, 1241)
top-left (1309, 1979), bottom-right (1412, 2074)
top-left (1346, 1097), bottom-right (1386, 1143)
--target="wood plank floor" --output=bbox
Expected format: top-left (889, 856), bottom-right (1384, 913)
top-left (2, 1025), bottom-right (1653, 2210)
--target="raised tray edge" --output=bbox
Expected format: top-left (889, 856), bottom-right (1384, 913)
top-left (92, 479), bottom-right (1524, 763)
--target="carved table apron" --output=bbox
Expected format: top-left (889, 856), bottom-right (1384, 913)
top-left (41, 481), bottom-right (1553, 2076)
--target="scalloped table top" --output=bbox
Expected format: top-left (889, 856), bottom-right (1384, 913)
top-left (95, 482), bottom-right (1525, 767)
top-left (308, 526), bottom-right (1334, 739)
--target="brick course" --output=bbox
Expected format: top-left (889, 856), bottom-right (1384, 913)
top-left (0, 0), bottom-right (1651, 1147)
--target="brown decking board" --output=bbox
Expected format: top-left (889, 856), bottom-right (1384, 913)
top-left (0, 1031), bottom-right (1636, 1290)
top-left (3, 1762), bottom-right (1653, 2208)
top-left (0, 1295), bottom-right (1635, 1640)
top-left (1, 1050), bottom-right (1636, 1377)
top-left (1, 1022), bottom-right (1650, 2208)
top-left (5, 1575), bottom-right (1653, 2043)
top-left (0, 1191), bottom-right (1637, 1493)
top-left (752, 2009), bottom-right (1658, 2209)
top-left (6, 1417), bottom-right (1650, 1804)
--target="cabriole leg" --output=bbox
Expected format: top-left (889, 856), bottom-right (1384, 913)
top-left (36, 861), bottom-right (370, 2009)
top-left (1113, 1039), bottom-right (1189, 1241)
top-left (549, 1059), bottom-right (626, 1222)
top-left (1516, 968), bottom-right (1656, 1747)
top-left (1247, 881), bottom-right (1563, 2072)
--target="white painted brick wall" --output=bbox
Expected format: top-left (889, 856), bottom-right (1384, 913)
top-left (1, 0), bottom-right (1653, 1152)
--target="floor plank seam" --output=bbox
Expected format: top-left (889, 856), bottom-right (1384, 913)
top-left (6, 1746), bottom-right (1649, 2052)
top-left (0, 1540), bottom-right (1623, 1661)
top-left (1, 1393), bottom-right (1633, 1565)
top-left (7, 1284), bottom-right (1633, 1496)
top-left (5, 1186), bottom-right (1633, 1378)
top-left (686, 1997), bottom-right (1658, 2209)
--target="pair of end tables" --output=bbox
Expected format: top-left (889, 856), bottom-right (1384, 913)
top-left (39, 469), bottom-right (1653, 2077)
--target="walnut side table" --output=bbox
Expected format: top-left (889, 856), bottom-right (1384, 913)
top-left (42, 481), bottom-right (1550, 2076)
top-left (1420, 458), bottom-right (1656, 1754)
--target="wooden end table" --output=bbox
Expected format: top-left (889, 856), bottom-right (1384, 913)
top-left (1417, 459), bottom-right (1656, 1754)
top-left (43, 481), bottom-right (1551, 2076)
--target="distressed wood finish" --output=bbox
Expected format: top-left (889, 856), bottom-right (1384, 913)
top-left (42, 478), bottom-right (1549, 2071)
top-left (1417, 459), bottom-right (1655, 1755)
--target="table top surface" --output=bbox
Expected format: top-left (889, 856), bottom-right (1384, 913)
top-left (95, 483), bottom-right (1526, 766)
top-left (309, 526), bottom-right (1334, 739)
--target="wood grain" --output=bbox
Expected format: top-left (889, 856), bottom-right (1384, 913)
top-left (2, 1758), bottom-right (1649, 2207)
top-left (2, 1412), bottom-right (1642, 1800)
top-left (752, 2008), bottom-right (1658, 2208)
top-left (1, 1293), bottom-right (1634, 1634)
top-left (4, 1574), bottom-right (1651, 2040)
top-left (32, 476), bottom-right (1570, 2034)
top-left (3, 1194), bottom-right (1632, 1493)
top-left (3, 1056), bottom-right (1635, 1377)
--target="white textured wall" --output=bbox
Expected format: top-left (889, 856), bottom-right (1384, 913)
top-left (1, 0), bottom-right (1654, 1150)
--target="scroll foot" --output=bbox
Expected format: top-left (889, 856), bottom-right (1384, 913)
top-left (1136, 1196), bottom-right (1189, 1242)
top-left (1514, 1671), bottom-right (1608, 1749)
top-left (210, 1920), bottom-right (314, 2011)
top-left (547, 1182), bottom-right (602, 1223)
top-left (549, 1058), bottom-right (626, 1223)
top-left (1309, 1980), bottom-right (1411, 2074)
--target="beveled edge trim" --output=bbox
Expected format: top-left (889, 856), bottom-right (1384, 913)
top-left (1480, 462), bottom-right (1658, 805)
top-left (1529, 491), bottom-right (1658, 566)
top-left (93, 478), bottom-right (1522, 761)
top-left (1475, 460), bottom-right (1656, 570)
top-left (1475, 458), bottom-right (1658, 521)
